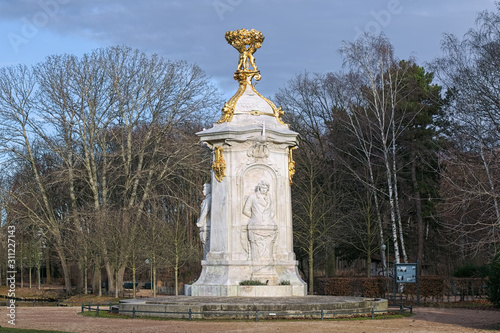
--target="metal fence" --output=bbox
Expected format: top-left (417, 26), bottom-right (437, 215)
top-left (317, 276), bottom-right (489, 305)
top-left (0, 299), bottom-right (120, 308)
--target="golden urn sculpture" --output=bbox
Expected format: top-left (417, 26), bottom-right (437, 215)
top-left (218, 28), bottom-right (285, 125)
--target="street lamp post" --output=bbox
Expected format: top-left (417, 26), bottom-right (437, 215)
top-left (385, 241), bottom-right (389, 277)
top-left (381, 244), bottom-right (387, 276)
top-left (384, 240), bottom-right (390, 302)
top-left (145, 259), bottom-right (152, 295)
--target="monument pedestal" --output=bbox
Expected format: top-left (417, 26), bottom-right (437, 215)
top-left (191, 258), bottom-right (306, 296)
top-left (190, 117), bottom-right (307, 296)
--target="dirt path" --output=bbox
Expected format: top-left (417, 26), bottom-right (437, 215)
top-left (1, 306), bottom-right (499, 333)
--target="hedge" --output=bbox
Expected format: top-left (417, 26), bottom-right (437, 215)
top-left (317, 276), bottom-right (488, 301)
top-left (317, 277), bottom-right (388, 298)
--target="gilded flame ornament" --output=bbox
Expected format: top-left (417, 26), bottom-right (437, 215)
top-left (217, 29), bottom-right (287, 126)
top-left (212, 146), bottom-right (226, 182)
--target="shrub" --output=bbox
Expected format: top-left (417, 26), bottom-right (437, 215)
top-left (362, 277), bottom-right (387, 297)
top-left (452, 263), bottom-right (479, 278)
top-left (239, 279), bottom-right (265, 285)
top-left (452, 263), bottom-right (490, 278)
top-left (318, 277), bottom-right (387, 297)
top-left (419, 276), bottom-right (446, 299)
top-left (488, 255), bottom-right (500, 308)
top-left (324, 278), bottom-right (352, 296)
top-left (279, 280), bottom-right (290, 285)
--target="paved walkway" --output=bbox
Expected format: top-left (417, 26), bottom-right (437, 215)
top-left (1, 306), bottom-right (498, 332)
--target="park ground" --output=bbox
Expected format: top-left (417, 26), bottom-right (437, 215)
top-left (1, 306), bottom-right (499, 333)
top-left (1, 287), bottom-right (499, 332)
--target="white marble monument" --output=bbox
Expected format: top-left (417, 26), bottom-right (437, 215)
top-left (190, 29), bottom-right (307, 297)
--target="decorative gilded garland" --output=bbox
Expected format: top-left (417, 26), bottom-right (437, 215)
top-left (288, 147), bottom-right (297, 185)
top-left (212, 146), bottom-right (226, 182)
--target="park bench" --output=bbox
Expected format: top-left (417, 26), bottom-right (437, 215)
top-left (122, 282), bottom-right (138, 289)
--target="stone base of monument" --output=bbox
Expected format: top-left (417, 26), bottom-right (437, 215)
top-left (118, 296), bottom-right (388, 319)
top-left (187, 284), bottom-right (307, 297)
top-left (188, 258), bottom-right (307, 297)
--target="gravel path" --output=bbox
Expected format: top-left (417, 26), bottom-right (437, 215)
top-left (0, 306), bottom-right (499, 332)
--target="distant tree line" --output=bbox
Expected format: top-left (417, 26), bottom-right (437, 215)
top-left (0, 5), bottom-right (499, 296)
top-left (0, 45), bottom-right (220, 295)
top-left (277, 4), bottom-right (500, 292)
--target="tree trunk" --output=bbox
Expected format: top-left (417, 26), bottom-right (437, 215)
top-left (153, 262), bottom-right (157, 297)
top-left (382, 147), bottom-right (401, 265)
top-left (56, 247), bottom-right (72, 295)
top-left (174, 266), bottom-right (178, 296)
top-left (391, 110), bottom-right (408, 264)
top-left (115, 264), bottom-right (126, 298)
top-left (77, 261), bottom-right (84, 294)
top-left (365, 158), bottom-right (386, 274)
top-left (97, 262), bottom-right (102, 296)
top-left (45, 249), bottom-right (51, 284)
top-left (20, 253), bottom-right (24, 288)
top-left (84, 258), bottom-right (88, 295)
top-left (411, 152), bottom-right (424, 275)
top-left (326, 247), bottom-right (336, 278)
top-left (308, 237), bottom-right (314, 295)
top-left (132, 265), bottom-right (137, 299)
top-left (366, 251), bottom-right (372, 277)
top-left (37, 264), bottom-right (41, 290)
top-left (105, 262), bottom-right (115, 294)
top-left (92, 262), bottom-right (99, 295)
top-left (115, 269), bottom-right (119, 298)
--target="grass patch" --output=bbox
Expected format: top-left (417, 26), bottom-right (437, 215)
top-left (0, 328), bottom-right (70, 333)
top-left (317, 312), bottom-right (410, 321)
top-left (80, 311), bottom-right (175, 321)
top-left (0, 286), bottom-right (62, 300)
top-left (62, 294), bottom-right (122, 306)
top-left (80, 310), bottom-right (129, 319)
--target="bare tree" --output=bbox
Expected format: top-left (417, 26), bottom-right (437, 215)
top-left (0, 46), bottom-right (220, 294)
top-left (432, 4), bottom-right (500, 257)
top-left (340, 33), bottom-right (413, 264)
top-left (0, 64), bottom-right (73, 293)
top-left (329, 71), bottom-right (390, 274)
top-left (277, 72), bottom-right (344, 292)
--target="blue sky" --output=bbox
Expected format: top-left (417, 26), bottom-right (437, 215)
top-left (0, 0), bottom-right (497, 98)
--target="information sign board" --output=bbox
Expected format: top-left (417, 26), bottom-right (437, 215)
top-left (394, 263), bottom-right (417, 283)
